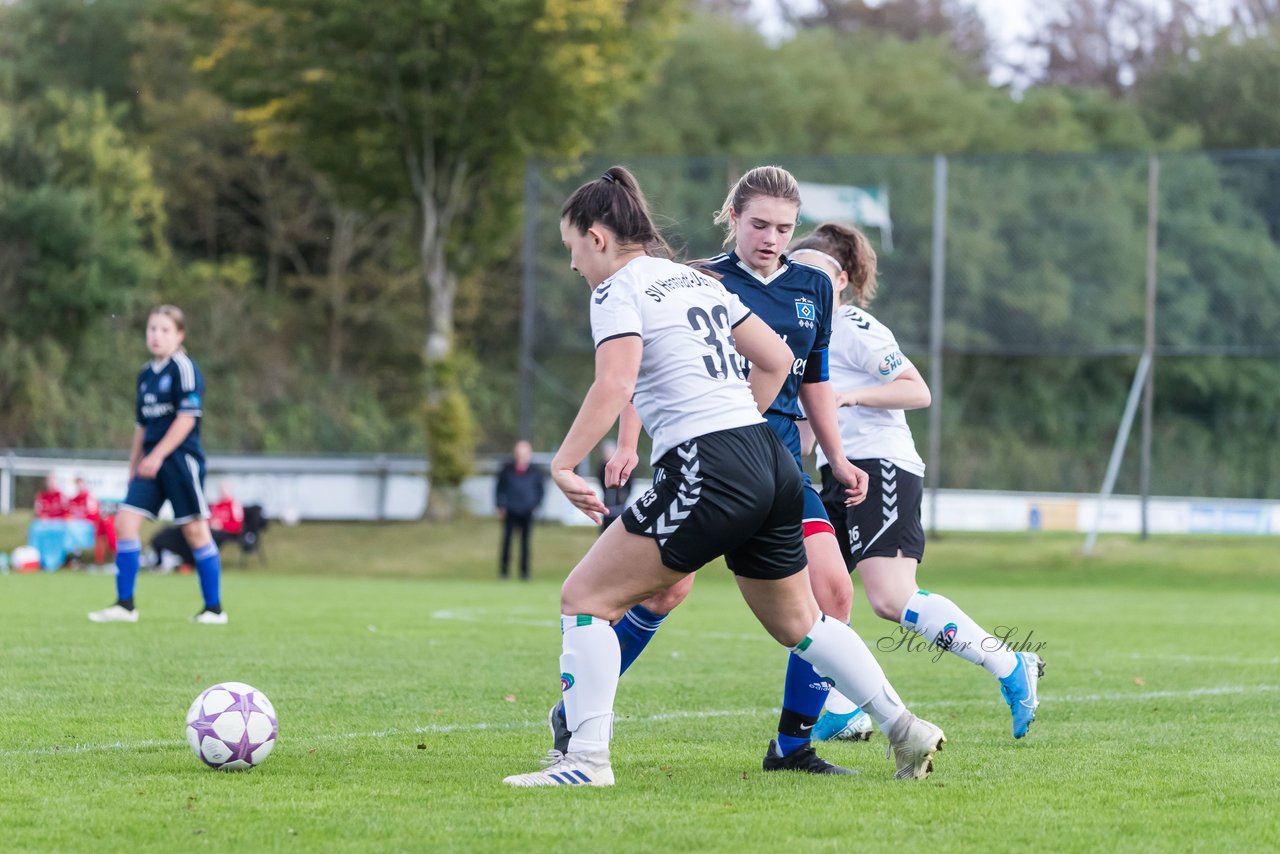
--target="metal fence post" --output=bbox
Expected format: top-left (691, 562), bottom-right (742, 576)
top-left (0, 452), bottom-right (12, 515)
top-left (375, 453), bottom-right (389, 521)
top-left (927, 154), bottom-right (948, 536)
top-left (518, 160), bottom-right (539, 443)
top-left (1140, 156), bottom-right (1159, 538)
top-left (1085, 352), bottom-right (1153, 554)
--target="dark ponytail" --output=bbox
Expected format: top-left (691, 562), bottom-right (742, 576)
top-left (561, 166), bottom-right (672, 258)
top-left (791, 222), bottom-right (879, 307)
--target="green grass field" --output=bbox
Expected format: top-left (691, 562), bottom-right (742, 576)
top-left (1, 514), bottom-right (1277, 852)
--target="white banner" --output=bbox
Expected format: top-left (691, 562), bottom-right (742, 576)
top-left (797, 181), bottom-right (893, 251)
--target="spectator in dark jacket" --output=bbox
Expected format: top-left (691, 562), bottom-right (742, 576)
top-left (495, 440), bottom-right (544, 580)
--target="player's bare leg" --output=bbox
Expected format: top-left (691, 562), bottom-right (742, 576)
top-left (738, 571), bottom-right (945, 779)
top-left (507, 524), bottom-right (683, 787)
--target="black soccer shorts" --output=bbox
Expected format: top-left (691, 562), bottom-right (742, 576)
top-left (820, 458), bottom-right (925, 571)
top-left (623, 422), bottom-right (807, 580)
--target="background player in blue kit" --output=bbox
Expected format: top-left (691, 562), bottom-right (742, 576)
top-left (550, 167), bottom-right (883, 773)
top-left (792, 222), bottom-right (1043, 739)
top-left (88, 305), bottom-right (228, 625)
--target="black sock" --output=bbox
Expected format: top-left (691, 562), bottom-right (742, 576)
top-left (205, 604), bottom-right (222, 615)
top-left (117, 599), bottom-right (135, 611)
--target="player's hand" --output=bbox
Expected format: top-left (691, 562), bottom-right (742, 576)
top-left (551, 466), bottom-right (608, 524)
top-left (604, 446), bottom-right (639, 488)
top-left (831, 458), bottom-right (869, 506)
top-left (835, 391), bottom-right (858, 408)
top-left (136, 454), bottom-right (163, 479)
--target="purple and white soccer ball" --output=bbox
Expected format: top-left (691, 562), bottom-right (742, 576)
top-left (186, 682), bottom-right (278, 770)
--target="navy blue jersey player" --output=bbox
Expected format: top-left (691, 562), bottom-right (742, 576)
top-left (548, 167), bottom-right (889, 773)
top-left (702, 231), bottom-right (835, 462)
top-left (89, 305), bottom-right (227, 625)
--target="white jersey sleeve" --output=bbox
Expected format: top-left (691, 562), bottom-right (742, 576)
top-left (590, 275), bottom-right (644, 347)
top-left (838, 306), bottom-right (915, 383)
top-left (723, 288), bottom-right (752, 328)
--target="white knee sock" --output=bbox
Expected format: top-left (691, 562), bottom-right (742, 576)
top-left (900, 590), bottom-right (1017, 678)
top-left (824, 687), bottom-right (858, 715)
top-left (793, 615), bottom-right (906, 733)
top-left (560, 615), bottom-right (619, 753)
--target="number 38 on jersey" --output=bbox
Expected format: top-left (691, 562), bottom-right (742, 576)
top-left (687, 306), bottom-right (746, 380)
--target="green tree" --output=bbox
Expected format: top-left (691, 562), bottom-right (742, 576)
top-left (0, 0), bottom-right (153, 114)
top-left (193, 0), bottom-right (679, 513)
top-left (1138, 32), bottom-right (1280, 150)
top-left (0, 88), bottom-right (165, 444)
top-left (595, 16), bottom-right (1155, 159)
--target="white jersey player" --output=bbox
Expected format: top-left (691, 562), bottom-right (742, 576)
top-left (792, 223), bottom-right (1043, 741)
top-left (502, 166), bottom-right (945, 788)
top-left (589, 254), bottom-right (762, 463)
top-left (556, 165), bottom-right (877, 773)
top-left (818, 303), bottom-right (925, 478)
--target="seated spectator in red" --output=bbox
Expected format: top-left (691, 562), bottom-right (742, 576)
top-left (67, 476), bottom-right (117, 565)
top-left (209, 483), bottom-right (244, 548)
top-left (34, 475), bottom-right (67, 519)
top-left (66, 476), bottom-right (101, 522)
top-left (150, 484), bottom-right (242, 571)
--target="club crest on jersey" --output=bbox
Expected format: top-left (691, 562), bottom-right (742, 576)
top-left (158, 374), bottom-right (172, 393)
top-left (794, 298), bottom-right (816, 328)
top-left (879, 350), bottom-right (905, 375)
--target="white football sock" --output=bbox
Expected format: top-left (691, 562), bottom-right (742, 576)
top-left (900, 590), bottom-right (1017, 679)
top-left (792, 615), bottom-right (906, 733)
top-left (560, 615), bottom-right (619, 753)
top-left (824, 686), bottom-right (858, 716)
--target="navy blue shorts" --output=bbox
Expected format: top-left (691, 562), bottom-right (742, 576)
top-left (765, 412), bottom-right (835, 538)
top-left (121, 451), bottom-right (210, 524)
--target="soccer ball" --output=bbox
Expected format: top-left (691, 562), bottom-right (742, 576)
top-left (186, 682), bottom-right (278, 770)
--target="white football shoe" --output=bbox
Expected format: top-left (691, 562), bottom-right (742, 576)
top-left (193, 609), bottom-right (229, 625)
top-left (503, 750), bottom-right (614, 787)
top-left (887, 712), bottom-right (946, 780)
top-left (88, 604), bottom-right (138, 623)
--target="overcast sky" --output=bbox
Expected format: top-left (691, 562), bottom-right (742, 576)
top-left (750, 0), bottom-right (1031, 83)
top-left (750, 0), bottom-right (1032, 44)
top-left (751, 0), bottom-right (1240, 85)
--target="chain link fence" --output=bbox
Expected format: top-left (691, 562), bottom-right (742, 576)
top-left (516, 151), bottom-right (1280, 501)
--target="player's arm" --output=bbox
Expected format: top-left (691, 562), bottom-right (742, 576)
top-left (797, 419), bottom-right (816, 457)
top-left (604, 404), bottom-right (642, 489)
top-left (799, 377), bottom-right (868, 505)
top-left (136, 415), bottom-right (197, 479)
top-left (836, 366), bottom-right (931, 410)
top-left (552, 336), bottom-right (643, 522)
top-left (127, 426), bottom-right (145, 480)
top-left (729, 314), bottom-right (790, 414)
